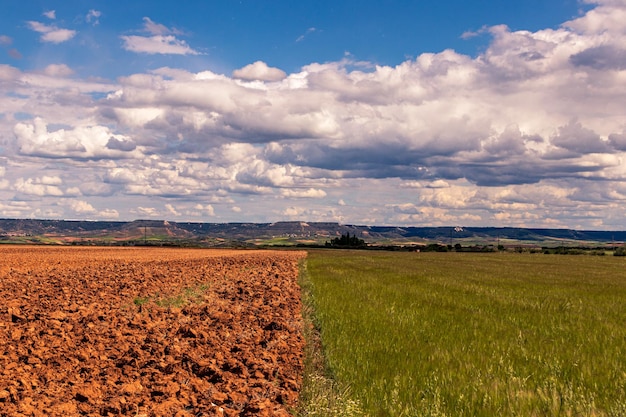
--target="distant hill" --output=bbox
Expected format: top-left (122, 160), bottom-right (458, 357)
top-left (0, 219), bottom-right (625, 247)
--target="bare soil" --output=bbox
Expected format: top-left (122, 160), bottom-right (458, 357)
top-left (0, 246), bottom-right (306, 416)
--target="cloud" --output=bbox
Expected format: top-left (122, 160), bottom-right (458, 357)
top-left (121, 17), bottom-right (200, 55)
top-left (99, 209), bottom-right (120, 219)
top-left (15, 177), bottom-right (64, 197)
top-left (42, 64), bottom-right (74, 77)
top-left (86, 10), bottom-right (101, 26)
top-left (192, 204), bottom-right (215, 216)
top-left (68, 200), bottom-right (97, 214)
top-left (134, 207), bottom-right (159, 217)
top-left (43, 10), bottom-right (56, 20)
top-left (14, 118), bottom-right (139, 159)
top-left (280, 188), bottom-right (327, 198)
top-left (8, 49), bottom-right (22, 59)
top-left (0, 201), bottom-right (31, 217)
top-left (570, 45), bottom-right (626, 70)
top-left (27, 21), bottom-right (76, 44)
top-left (232, 61), bottom-right (287, 82)
top-left (0, 36), bottom-right (20, 59)
top-left (460, 25), bottom-right (488, 40)
top-left (141, 17), bottom-right (180, 36)
top-left (296, 27), bottom-right (317, 42)
top-left (609, 131), bottom-right (626, 150)
top-left (2, 1), bottom-right (626, 227)
top-left (550, 120), bottom-right (610, 154)
top-left (121, 35), bottom-right (200, 55)
top-left (165, 203), bottom-right (181, 216)
top-left (106, 137), bottom-right (137, 152)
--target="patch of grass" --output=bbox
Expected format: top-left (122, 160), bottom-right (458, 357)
top-left (133, 284), bottom-right (210, 309)
top-left (296, 259), bottom-right (365, 416)
top-left (306, 250), bottom-right (626, 416)
top-left (133, 296), bottom-right (151, 306)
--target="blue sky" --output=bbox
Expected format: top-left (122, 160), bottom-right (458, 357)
top-left (1, 0), bottom-right (626, 229)
top-left (3, 0), bottom-right (587, 76)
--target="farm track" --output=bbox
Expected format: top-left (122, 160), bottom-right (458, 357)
top-left (0, 246), bottom-right (306, 416)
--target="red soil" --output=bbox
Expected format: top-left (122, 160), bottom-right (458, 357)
top-left (0, 247), bottom-right (307, 416)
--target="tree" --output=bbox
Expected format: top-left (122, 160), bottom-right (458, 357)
top-left (326, 232), bottom-right (367, 248)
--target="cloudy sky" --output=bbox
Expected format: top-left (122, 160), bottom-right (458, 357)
top-left (1, 0), bottom-right (626, 229)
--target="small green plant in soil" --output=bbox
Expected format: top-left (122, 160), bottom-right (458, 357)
top-left (133, 284), bottom-right (209, 309)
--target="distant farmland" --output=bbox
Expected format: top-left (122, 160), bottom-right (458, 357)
top-left (305, 250), bottom-right (626, 416)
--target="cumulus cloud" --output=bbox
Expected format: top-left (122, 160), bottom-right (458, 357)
top-left (27, 21), bottom-right (76, 44)
top-left (281, 188), bottom-right (327, 198)
top-left (550, 120), bottom-right (609, 155)
top-left (14, 118), bottom-right (138, 159)
top-left (68, 200), bottom-right (97, 214)
top-left (99, 209), bottom-right (120, 219)
top-left (609, 132), bottom-right (626, 150)
top-left (192, 204), bottom-right (215, 216)
top-left (134, 207), bottom-right (159, 217)
top-left (165, 203), bottom-right (181, 216)
top-left (121, 17), bottom-right (200, 55)
top-left (232, 61), bottom-right (287, 81)
top-left (15, 177), bottom-right (64, 197)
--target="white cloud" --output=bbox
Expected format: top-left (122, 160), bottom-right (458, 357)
top-left (15, 177), bottom-right (64, 197)
top-left (281, 188), bottom-right (327, 198)
top-left (296, 27), bottom-right (317, 43)
top-left (99, 209), bottom-right (119, 219)
top-left (0, 35), bottom-right (12, 46)
top-left (165, 203), bottom-right (181, 216)
top-left (42, 64), bottom-right (74, 77)
top-left (141, 17), bottom-right (179, 36)
top-left (233, 61), bottom-right (287, 82)
top-left (121, 18), bottom-right (200, 55)
top-left (43, 10), bottom-right (56, 20)
top-left (121, 35), bottom-right (200, 55)
top-left (15, 118), bottom-right (138, 159)
top-left (134, 207), bottom-right (159, 217)
top-left (192, 204), bottom-right (215, 216)
top-left (86, 10), bottom-right (101, 26)
top-left (27, 21), bottom-right (76, 44)
top-left (68, 200), bottom-right (97, 214)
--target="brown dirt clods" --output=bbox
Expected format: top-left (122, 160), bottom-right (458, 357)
top-left (0, 247), bottom-right (307, 416)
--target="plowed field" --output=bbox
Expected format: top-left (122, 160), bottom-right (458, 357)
top-left (0, 246), bottom-right (306, 417)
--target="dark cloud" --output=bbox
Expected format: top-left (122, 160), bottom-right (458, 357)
top-left (609, 132), bottom-right (626, 151)
top-left (106, 137), bottom-right (136, 152)
top-left (570, 45), bottom-right (626, 70)
top-left (551, 121), bottom-right (610, 154)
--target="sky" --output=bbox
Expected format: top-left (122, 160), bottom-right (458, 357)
top-left (1, 0), bottom-right (626, 230)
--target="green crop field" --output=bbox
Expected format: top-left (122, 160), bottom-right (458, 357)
top-left (304, 250), bottom-right (626, 416)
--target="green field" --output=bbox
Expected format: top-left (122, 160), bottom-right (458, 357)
top-left (304, 250), bottom-right (626, 416)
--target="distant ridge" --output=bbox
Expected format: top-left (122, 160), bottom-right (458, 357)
top-left (1, 219), bottom-right (625, 247)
